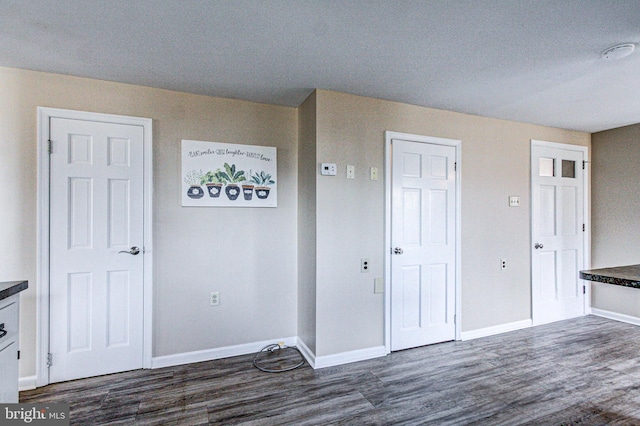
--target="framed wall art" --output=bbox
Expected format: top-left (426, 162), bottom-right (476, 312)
top-left (181, 140), bottom-right (277, 207)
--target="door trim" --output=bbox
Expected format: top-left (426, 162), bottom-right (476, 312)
top-left (530, 139), bottom-right (591, 324)
top-left (36, 107), bottom-right (153, 387)
top-left (384, 131), bottom-right (461, 354)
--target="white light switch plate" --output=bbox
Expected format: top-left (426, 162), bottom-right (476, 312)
top-left (370, 167), bottom-right (378, 180)
top-left (509, 196), bottom-right (520, 207)
top-left (347, 165), bottom-right (355, 179)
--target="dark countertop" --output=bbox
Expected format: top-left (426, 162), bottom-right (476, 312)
top-left (0, 281), bottom-right (28, 301)
top-left (580, 265), bottom-right (640, 289)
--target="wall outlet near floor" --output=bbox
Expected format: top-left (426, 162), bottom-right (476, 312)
top-left (361, 258), bottom-right (370, 273)
top-left (210, 292), bottom-right (220, 306)
top-left (500, 259), bottom-right (507, 270)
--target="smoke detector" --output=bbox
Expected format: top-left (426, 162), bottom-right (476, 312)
top-left (601, 43), bottom-right (635, 60)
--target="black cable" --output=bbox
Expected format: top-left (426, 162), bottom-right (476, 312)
top-left (252, 343), bottom-right (306, 373)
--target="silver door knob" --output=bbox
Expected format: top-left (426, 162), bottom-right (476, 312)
top-left (119, 246), bottom-right (140, 255)
top-left (534, 243), bottom-right (544, 249)
top-left (393, 247), bottom-right (404, 255)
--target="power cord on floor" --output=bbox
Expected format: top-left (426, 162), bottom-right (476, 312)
top-left (252, 343), bottom-right (306, 373)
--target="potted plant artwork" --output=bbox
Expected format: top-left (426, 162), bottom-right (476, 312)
top-left (201, 169), bottom-right (224, 198)
top-left (219, 163), bottom-right (246, 201)
top-left (184, 169), bottom-right (205, 199)
top-left (242, 170), bottom-right (254, 200)
top-left (242, 182), bottom-right (254, 200)
top-left (251, 171), bottom-right (275, 199)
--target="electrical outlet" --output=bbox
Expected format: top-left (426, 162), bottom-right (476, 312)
top-left (500, 259), bottom-right (507, 270)
top-left (210, 292), bottom-right (220, 306)
top-left (361, 258), bottom-right (370, 273)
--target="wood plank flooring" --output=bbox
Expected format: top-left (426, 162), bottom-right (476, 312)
top-left (20, 315), bottom-right (640, 425)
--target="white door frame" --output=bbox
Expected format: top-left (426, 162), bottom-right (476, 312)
top-left (36, 107), bottom-right (153, 387)
top-left (384, 131), bottom-right (462, 354)
top-left (530, 139), bottom-right (591, 322)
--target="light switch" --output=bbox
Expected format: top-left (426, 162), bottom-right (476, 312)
top-left (370, 167), bottom-right (378, 180)
top-left (509, 196), bottom-right (520, 207)
top-left (347, 165), bottom-right (355, 179)
top-left (321, 163), bottom-right (337, 176)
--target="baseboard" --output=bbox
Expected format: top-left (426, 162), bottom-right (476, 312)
top-left (19, 375), bottom-right (37, 391)
top-left (591, 308), bottom-right (640, 327)
top-left (460, 319), bottom-right (532, 341)
top-left (313, 345), bottom-right (387, 369)
top-left (295, 338), bottom-right (316, 368)
top-left (151, 336), bottom-right (298, 369)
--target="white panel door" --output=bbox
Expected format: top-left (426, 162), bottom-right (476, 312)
top-left (49, 117), bottom-right (144, 383)
top-left (391, 139), bottom-right (456, 351)
top-left (531, 143), bottom-right (585, 325)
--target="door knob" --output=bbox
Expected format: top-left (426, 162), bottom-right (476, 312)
top-left (534, 243), bottom-right (544, 249)
top-left (119, 246), bottom-right (140, 255)
top-left (393, 247), bottom-right (404, 255)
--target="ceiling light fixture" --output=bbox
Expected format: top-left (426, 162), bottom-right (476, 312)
top-left (601, 43), bottom-right (635, 60)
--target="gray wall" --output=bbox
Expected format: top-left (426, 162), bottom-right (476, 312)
top-left (0, 66), bottom-right (298, 377)
top-left (2, 66), bottom-right (592, 378)
top-left (304, 90), bottom-right (589, 357)
top-left (297, 92), bottom-right (317, 353)
top-left (591, 124), bottom-right (640, 316)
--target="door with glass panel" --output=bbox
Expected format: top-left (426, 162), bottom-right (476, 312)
top-left (531, 141), bottom-right (586, 325)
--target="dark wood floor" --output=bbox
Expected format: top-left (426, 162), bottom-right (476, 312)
top-left (21, 315), bottom-right (640, 425)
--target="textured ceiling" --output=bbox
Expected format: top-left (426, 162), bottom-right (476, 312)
top-left (1, 0), bottom-right (639, 133)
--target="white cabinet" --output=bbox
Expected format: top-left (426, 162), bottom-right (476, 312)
top-left (0, 293), bottom-right (20, 403)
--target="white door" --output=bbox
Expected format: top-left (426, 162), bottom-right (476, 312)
top-left (49, 117), bottom-right (145, 383)
top-left (391, 139), bottom-right (456, 351)
top-left (531, 142), bottom-right (585, 325)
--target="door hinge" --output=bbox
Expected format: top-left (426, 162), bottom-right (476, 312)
top-left (17, 350), bottom-right (20, 360)
top-left (583, 285), bottom-right (586, 295)
top-left (47, 139), bottom-right (52, 154)
top-left (454, 162), bottom-right (457, 171)
top-left (583, 223), bottom-right (585, 232)
top-left (47, 353), bottom-right (53, 367)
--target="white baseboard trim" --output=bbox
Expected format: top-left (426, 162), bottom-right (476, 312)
top-left (313, 345), bottom-right (387, 369)
top-left (591, 308), bottom-right (640, 327)
top-left (460, 319), bottom-right (532, 341)
top-left (153, 336), bottom-right (386, 371)
top-left (151, 336), bottom-right (298, 369)
top-left (295, 338), bottom-right (316, 369)
top-left (19, 375), bottom-right (37, 391)
top-left (24, 337), bottom-right (386, 389)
